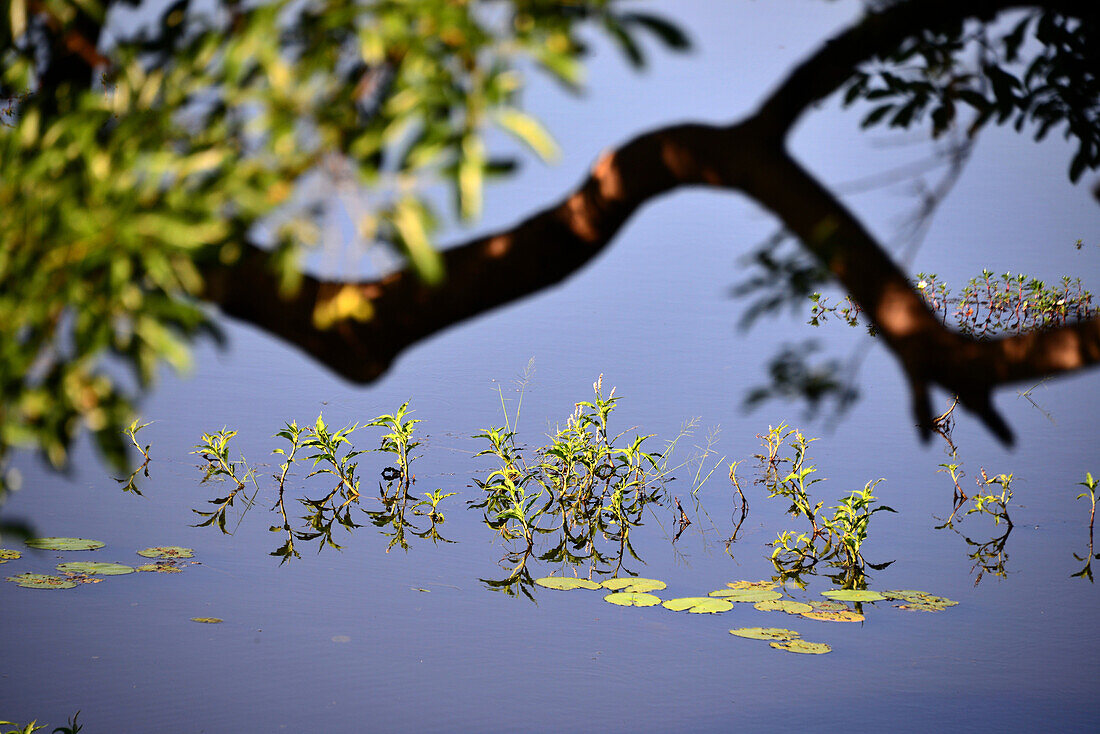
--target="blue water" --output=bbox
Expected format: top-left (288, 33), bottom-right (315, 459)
top-left (3, 1), bottom-right (1100, 731)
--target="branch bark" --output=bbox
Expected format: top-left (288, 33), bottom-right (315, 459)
top-left (202, 0), bottom-right (1099, 444)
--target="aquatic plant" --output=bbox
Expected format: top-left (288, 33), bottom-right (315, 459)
top-left (754, 426), bottom-right (894, 575)
top-left (25, 537), bottom-right (104, 551)
top-left (115, 418), bottom-right (153, 495)
top-left (1077, 472), bottom-right (1097, 537)
top-left (190, 428), bottom-right (259, 534)
top-left (1, 711), bottom-right (81, 734)
top-left (368, 402), bottom-right (421, 485)
top-left (472, 376), bottom-right (665, 577)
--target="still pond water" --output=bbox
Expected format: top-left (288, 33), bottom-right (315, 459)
top-left (4, 3), bottom-right (1100, 729)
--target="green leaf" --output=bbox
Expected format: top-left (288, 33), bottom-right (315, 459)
top-left (754, 599), bottom-right (813, 614)
top-left (729, 627), bottom-right (800, 641)
top-left (662, 597), bottom-right (733, 614)
top-left (190, 617), bottom-right (223, 624)
top-left (6, 573), bottom-right (77, 590)
top-left (25, 537), bottom-right (105, 551)
top-left (709, 588), bottom-right (782, 602)
top-left (136, 546), bottom-right (194, 558)
top-left (493, 108), bottom-right (560, 163)
top-left (770, 639), bottom-right (831, 654)
top-left (57, 561), bottom-right (134, 576)
top-left (534, 576), bottom-right (601, 590)
top-left (601, 577), bottom-right (666, 593)
top-left (820, 589), bottom-right (886, 602)
top-left (604, 592), bottom-right (662, 607)
top-left (392, 198), bottom-right (444, 285)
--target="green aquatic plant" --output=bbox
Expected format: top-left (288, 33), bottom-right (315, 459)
top-left (190, 617), bottom-right (223, 624)
top-left (368, 402), bottom-right (421, 485)
top-left (1076, 472), bottom-right (1098, 538)
top-left (821, 589), bottom-right (885, 602)
top-left (534, 577), bottom-right (602, 591)
top-left (771, 640), bottom-right (831, 654)
top-left (730, 627), bottom-right (800, 641)
top-left (801, 609), bottom-right (864, 623)
top-left (115, 418), bottom-right (153, 495)
top-left (0, 548), bottom-right (20, 563)
top-left (604, 592), bottom-right (662, 607)
top-left (191, 429), bottom-right (259, 534)
top-left (136, 546), bottom-right (193, 558)
top-left (661, 597), bottom-right (733, 614)
top-left (708, 588), bottom-right (782, 603)
top-left (755, 427), bottom-right (894, 575)
top-left (270, 421), bottom-right (306, 562)
top-left (56, 561), bottom-right (134, 576)
top-left (414, 490), bottom-right (456, 524)
top-left (0, 712), bottom-right (81, 734)
top-left (472, 376), bottom-right (665, 579)
top-left (602, 577), bottom-right (666, 593)
top-left (25, 537), bottom-right (104, 551)
top-left (754, 599), bottom-right (813, 614)
top-left (5, 573), bottom-right (77, 589)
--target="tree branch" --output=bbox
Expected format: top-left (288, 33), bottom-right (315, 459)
top-left (203, 0), bottom-right (1099, 443)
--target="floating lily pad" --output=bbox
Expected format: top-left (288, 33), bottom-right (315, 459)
top-left (897, 602), bottom-right (946, 612)
top-left (25, 537), bottom-right (104, 551)
top-left (709, 588), bottom-right (782, 603)
top-left (6, 573), bottom-right (77, 590)
top-left (770, 640), bottom-right (831, 654)
top-left (811, 600), bottom-right (849, 612)
top-left (190, 617), bottom-right (222, 624)
top-left (57, 561), bottom-right (134, 576)
top-left (137, 546), bottom-right (194, 559)
top-left (880, 589), bottom-right (959, 607)
top-left (821, 589), bottom-right (886, 602)
top-left (801, 610), bottom-right (865, 623)
top-left (534, 577), bottom-right (601, 591)
top-left (0, 548), bottom-right (20, 563)
top-left (727, 580), bottom-right (778, 591)
top-left (662, 597), bottom-right (734, 614)
top-left (601, 577), bottom-right (666, 593)
top-left (730, 627), bottom-right (801, 641)
top-left (136, 564), bottom-right (183, 573)
top-left (755, 599), bottom-right (813, 614)
top-left (604, 592), bottom-right (662, 607)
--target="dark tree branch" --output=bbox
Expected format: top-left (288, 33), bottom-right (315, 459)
top-left (201, 0), bottom-right (1099, 443)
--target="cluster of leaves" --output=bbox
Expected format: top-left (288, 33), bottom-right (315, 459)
top-left (843, 10), bottom-right (1099, 181)
top-left (0, 0), bottom-right (690, 501)
top-left (472, 376), bottom-right (666, 598)
top-left (754, 424), bottom-right (895, 581)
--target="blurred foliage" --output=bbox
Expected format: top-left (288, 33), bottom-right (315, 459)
top-left (843, 9), bottom-right (1099, 181)
top-left (0, 0), bottom-right (690, 491)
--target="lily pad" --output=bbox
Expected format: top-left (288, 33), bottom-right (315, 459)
top-left (881, 589), bottom-right (956, 605)
top-left (662, 597), bottom-right (734, 614)
top-left (726, 580), bottom-right (778, 590)
top-left (601, 577), bottom-right (666, 593)
top-left (770, 640), bottom-right (831, 654)
top-left (604, 592), bottom-right (662, 607)
top-left (811, 600), bottom-right (848, 612)
top-left (57, 561), bottom-right (134, 576)
top-left (137, 546), bottom-right (194, 559)
top-left (6, 573), bottom-right (77, 589)
top-left (755, 599), bottom-right (813, 614)
top-left (0, 548), bottom-right (20, 563)
top-left (136, 563), bottom-right (183, 573)
top-left (190, 617), bottom-right (222, 624)
top-left (801, 610), bottom-right (865, 623)
top-left (534, 577), bottom-right (601, 591)
top-left (25, 537), bottom-right (104, 551)
top-left (821, 589), bottom-right (886, 602)
top-left (709, 588), bottom-right (782, 603)
top-left (730, 627), bottom-right (801, 641)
